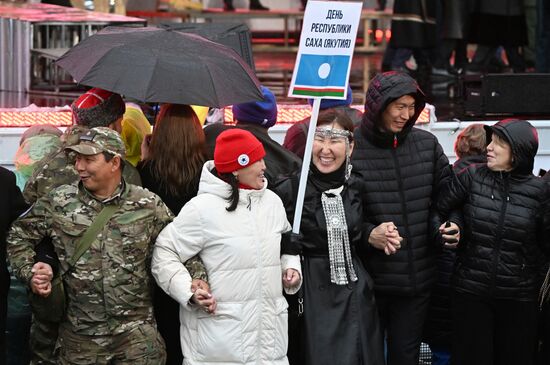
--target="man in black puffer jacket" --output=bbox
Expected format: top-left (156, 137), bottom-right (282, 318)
top-left (352, 71), bottom-right (459, 365)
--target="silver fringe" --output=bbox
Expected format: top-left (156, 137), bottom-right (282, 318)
top-left (321, 186), bottom-right (357, 285)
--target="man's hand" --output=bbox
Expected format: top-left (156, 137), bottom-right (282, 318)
top-left (191, 279), bottom-right (210, 294)
top-left (30, 262), bottom-right (53, 297)
top-left (191, 288), bottom-right (217, 314)
top-left (369, 222), bottom-right (403, 255)
top-left (282, 269), bottom-right (300, 288)
top-left (439, 221), bottom-right (460, 249)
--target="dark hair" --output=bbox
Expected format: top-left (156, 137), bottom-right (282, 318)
top-left (454, 124), bottom-right (486, 159)
top-left (317, 110), bottom-right (355, 142)
top-left (218, 172), bottom-right (240, 212)
top-left (102, 151), bottom-right (124, 171)
top-left (146, 104), bottom-right (206, 197)
top-left (102, 151), bottom-right (114, 162)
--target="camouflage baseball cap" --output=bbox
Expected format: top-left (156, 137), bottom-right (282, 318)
top-left (66, 127), bottom-right (126, 158)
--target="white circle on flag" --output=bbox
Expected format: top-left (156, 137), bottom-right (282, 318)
top-left (318, 63), bottom-right (331, 79)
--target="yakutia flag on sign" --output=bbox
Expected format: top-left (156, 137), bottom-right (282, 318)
top-left (293, 54), bottom-right (350, 97)
top-left (289, 1), bottom-right (362, 100)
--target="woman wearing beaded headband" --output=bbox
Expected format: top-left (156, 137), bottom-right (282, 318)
top-left (273, 110), bottom-right (384, 365)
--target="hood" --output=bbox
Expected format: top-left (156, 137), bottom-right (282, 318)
top-left (198, 160), bottom-right (267, 204)
top-left (361, 71), bottom-right (425, 147)
top-left (484, 119), bottom-right (538, 176)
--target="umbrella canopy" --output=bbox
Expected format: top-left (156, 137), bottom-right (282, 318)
top-left (56, 26), bottom-right (263, 107)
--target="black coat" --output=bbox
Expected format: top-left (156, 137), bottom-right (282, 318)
top-left (136, 160), bottom-right (201, 365)
top-left (273, 173), bottom-right (384, 365)
top-left (0, 167), bottom-right (29, 344)
top-left (204, 123), bottom-right (301, 183)
top-left (437, 120), bottom-right (550, 301)
top-left (390, 0), bottom-right (437, 48)
top-left (352, 72), bottom-right (453, 296)
top-left (423, 154), bottom-right (486, 346)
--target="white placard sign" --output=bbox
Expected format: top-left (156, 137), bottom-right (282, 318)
top-left (288, 0), bottom-right (362, 100)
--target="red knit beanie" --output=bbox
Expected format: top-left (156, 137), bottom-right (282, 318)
top-left (214, 129), bottom-right (266, 173)
top-left (71, 88), bottom-right (125, 128)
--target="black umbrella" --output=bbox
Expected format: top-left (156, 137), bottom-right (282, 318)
top-left (56, 26), bottom-right (263, 107)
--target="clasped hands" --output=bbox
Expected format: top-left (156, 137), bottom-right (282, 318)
top-left (191, 269), bottom-right (300, 316)
top-left (438, 221), bottom-right (460, 248)
top-left (30, 262), bottom-right (53, 297)
top-left (191, 279), bottom-right (216, 314)
top-left (368, 222), bottom-right (403, 255)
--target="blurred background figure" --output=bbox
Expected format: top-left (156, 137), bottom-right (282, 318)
top-left (6, 124), bottom-right (62, 365)
top-left (13, 125), bottom-right (63, 190)
top-left (536, 0), bottom-right (550, 72)
top-left (138, 103), bottom-right (206, 365)
top-left (204, 85), bottom-right (301, 183)
top-left (0, 167), bottom-right (28, 365)
top-left (120, 103), bottom-right (151, 167)
top-left (283, 86), bottom-right (362, 159)
top-left (432, 0), bottom-right (468, 76)
top-left (382, 0), bottom-right (437, 75)
top-left (466, 0), bottom-right (528, 73)
top-left (138, 103), bottom-right (205, 217)
top-left (223, 0), bottom-right (269, 11)
top-left (423, 123), bottom-right (486, 365)
top-left (452, 124), bottom-right (487, 169)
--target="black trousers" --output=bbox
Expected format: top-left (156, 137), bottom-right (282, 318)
top-left (451, 291), bottom-right (538, 365)
top-left (376, 292), bottom-right (431, 365)
top-left (538, 302), bottom-right (550, 365)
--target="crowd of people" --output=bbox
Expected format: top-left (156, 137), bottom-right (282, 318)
top-left (218, 0), bottom-right (550, 75)
top-left (0, 70), bottom-right (549, 365)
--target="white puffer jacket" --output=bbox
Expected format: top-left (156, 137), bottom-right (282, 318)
top-left (152, 161), bottom-right (301, 365)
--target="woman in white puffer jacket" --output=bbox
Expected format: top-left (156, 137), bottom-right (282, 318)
top-left (152, 129), bottom-right (302, 365)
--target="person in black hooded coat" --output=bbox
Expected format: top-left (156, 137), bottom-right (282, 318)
top-left (273, 110), bottom-right (384, 365)
top-left (437, 119), bottom-right (550, 365)
top-left (0, 167), bottom-right (29, 363)
top-left (351, 71), bottom-right (459, 365)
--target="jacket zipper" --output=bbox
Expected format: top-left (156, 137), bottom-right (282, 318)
top-left (249, 194), bottom-right (264, 358)
top-left (391, 147), bottom-right (416, 292)
top-left (490, 175), bottom-right (509, 296)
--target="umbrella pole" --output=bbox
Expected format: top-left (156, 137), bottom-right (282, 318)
top-left (292, 98), bottom-right (321, 234)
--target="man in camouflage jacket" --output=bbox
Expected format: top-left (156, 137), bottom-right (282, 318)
top-left (8, 128), bottom-right (170, 364)
top-left (20, 89), bottom-right (208, 364)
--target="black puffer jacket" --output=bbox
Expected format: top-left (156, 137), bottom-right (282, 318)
top-left (352, 71), bottom-right (453, 295)
top-left (423, 154), bottom-right (486, 346)
top-left (438, 119), bottom-right (550, 301)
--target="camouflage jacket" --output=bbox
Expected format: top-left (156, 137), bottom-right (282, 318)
top-left (8, 181), bottom-right (171, 335)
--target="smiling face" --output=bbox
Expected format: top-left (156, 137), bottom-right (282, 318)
top-left (74, 152), bottom-right (121, 197)
top-left (234, 158), bottom-right (266, 190)
top-left (381, 94), bottom-right (416, 133)
top-left (486, 133), bottom-right (513, 172)
top-left (312, 122), bottom-right (354, 174)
